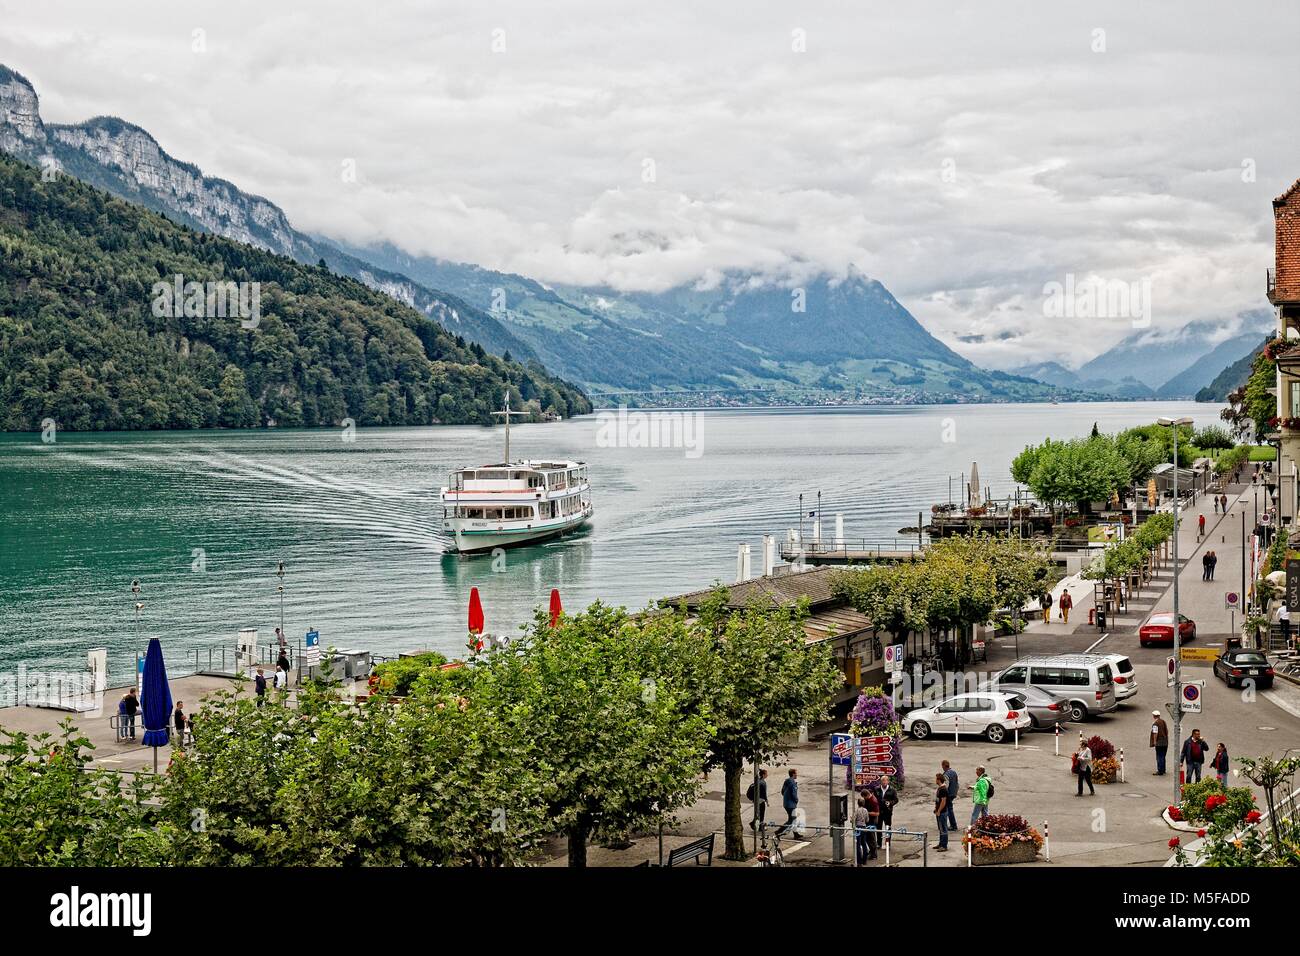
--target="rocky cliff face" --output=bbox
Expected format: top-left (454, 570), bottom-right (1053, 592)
top-left (0, 64), bottom-right (535, 360)
top-left (48, 118), bottom-right (307, 257)
top-left (0, 66), bottom-right (44, 153)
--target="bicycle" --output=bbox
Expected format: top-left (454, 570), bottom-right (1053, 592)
top-left (756, 825), bottom-right (785, 867)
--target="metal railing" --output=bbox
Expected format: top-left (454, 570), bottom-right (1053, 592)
top-left (785, 538), bottom-right (925, 556)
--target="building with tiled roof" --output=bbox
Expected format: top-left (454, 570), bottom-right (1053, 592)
top-left (661, 566), bottom-right (885, 704)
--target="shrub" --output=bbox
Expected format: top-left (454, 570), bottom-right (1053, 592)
top-left (372, 651), bottom-right (449, 696)
top-left (1086, 735), bottom-right (1116, 760)
top-left (1178, 779), bottom-right (1255, 826)
top-left (964, 814), bottom-right (1044, 853)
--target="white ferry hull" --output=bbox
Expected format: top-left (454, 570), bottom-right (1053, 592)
top-left (444, 511), bottom-right (592, 554)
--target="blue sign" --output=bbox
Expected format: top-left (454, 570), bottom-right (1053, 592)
top-left (304, 629), bottom-right (320, 664)
top-left (830, 732), bottom-right (852, 766)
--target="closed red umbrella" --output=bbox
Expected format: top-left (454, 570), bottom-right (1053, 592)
top-left (548, 588), bottom-right (563, 627)
top-left (468, 587), bottom-right (485, 635)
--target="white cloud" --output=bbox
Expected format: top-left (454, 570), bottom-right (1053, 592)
top-left (1, 0), bottom-right (1296, 368)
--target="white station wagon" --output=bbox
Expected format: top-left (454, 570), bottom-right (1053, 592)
top-left (902, 692), bottom-right (1033, 744)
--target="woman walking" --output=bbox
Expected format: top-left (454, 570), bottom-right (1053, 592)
top-left (1211, 743), bottom-right (1230, 786)
top-left (1074, 740), bottom-right (1095, 796)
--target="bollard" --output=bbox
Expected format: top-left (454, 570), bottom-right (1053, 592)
top-left (1119, 747), bottom-right (1125, 783)
top-left (966, 826), bottom-right (972, 867)
top-left (1014, 726), bottom-right (1019, 750)
top-left (1043, 820), bottom-right (1050, 862)
top-left (885, 831), bottom-right (891, 868)
top-left (955, 722), bottom-right (959, 748)
top-left (1054, 724), bottom-right (1060, 756)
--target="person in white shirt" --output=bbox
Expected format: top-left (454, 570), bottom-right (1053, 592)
top-left (1280, 604), bottom-right (1291, 649)
top-left (274, 664), bottom-right (288, 691)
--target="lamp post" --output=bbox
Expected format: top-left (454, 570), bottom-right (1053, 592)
top-left (1157, 416), bottom-right (1193, 804)
top-left (276, 561), bottom-right (285, 648)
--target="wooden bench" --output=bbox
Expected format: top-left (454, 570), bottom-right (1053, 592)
top-left (665, 833), bottom-right (715, 867)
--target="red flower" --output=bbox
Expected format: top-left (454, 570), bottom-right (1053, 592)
top-left (1168, 837), bottom-right (1180, 849)
top-left (1245, 810), bottom-right (1262, 824)
top-left (1167, 806), bottom-right (1183, 821)
top-left (1205, 795), bottom-right (1226, 811)
top-left (1197, 829), bottom-right (1207, 838)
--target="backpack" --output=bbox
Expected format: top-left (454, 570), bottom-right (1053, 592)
top-left (985, 779), bottom-right (995, 799)
top-left (745, 782), bottom-right (756, 802)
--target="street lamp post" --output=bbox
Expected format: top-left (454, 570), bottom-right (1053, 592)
top-left (1158, 416), bottom-right (1193, 804)
top-left (276, 561), bottom-right (286, 649)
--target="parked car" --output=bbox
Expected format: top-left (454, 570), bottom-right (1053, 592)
top-left (902, 692), bottom-right (1033, 743)
top-left (1012, 685), bottom-right (1073, 730)
top-left (1100, 653), bottom-right (1138, 701)
top-left (1139, 611), bottom-right (1196, 647)
top-left (1213, 649), bottom-right (1275, 688)
top-left (991, 655), bottom-right (1119, 723)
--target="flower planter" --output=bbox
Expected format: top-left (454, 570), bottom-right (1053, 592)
top-left (972, 839), bottom-right (1040, 866)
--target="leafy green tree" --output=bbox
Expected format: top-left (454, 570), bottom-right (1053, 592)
top-left (158, 683), bottom-right (544, 865)
top-left (469, 604), bottom-right (715, 867)
top-left (0, 721), bottom-right (167, 865)
top-left (1193, 426), bottom-right (1234, 451)
top-left (688, 593), bottom-right (843, 860)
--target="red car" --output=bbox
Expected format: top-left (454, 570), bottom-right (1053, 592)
top-left (1139, 612), bottom-right (1196, 647)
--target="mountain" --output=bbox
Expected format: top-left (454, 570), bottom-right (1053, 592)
top-left (0, 152), bottom-right (590, 430)
top-left (1196, 335), bottom-right (1272, 402)
top-left (1006, 361), bottom-right (1082, 390)
top-left (337, 240), bottom-right (1073, 404)
top-left (1074, 312), bottom-right (1273, 393)
top-left (0, 65), bottom-right (535, 363)
top-left (1156, 330), bottom-right (1268, 398)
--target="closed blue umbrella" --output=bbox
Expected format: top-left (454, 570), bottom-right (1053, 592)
top-left (140, 638), bottom-right (173, 767)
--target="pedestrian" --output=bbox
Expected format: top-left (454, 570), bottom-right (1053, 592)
top-left (1280, 604), bottom-right (1291, 648)
top-left (276, 647), bottom-right (291, 675)
top-left (173, 700), bottom-right (186, 744)
top-left (941, 759), bottom-right (959, 831)
top-left (1181, 728), bottom-right (1209, 783)
top-left (1197, 514), bottom-right (1205, 539)
top-left (254, 667), bottom-right (268, 707)
top-left (274, 663), bottom-right (288, 691)
top-left (1150, 710), bottom-right (1169, 776)
top-left (746, 768), bottom-right (769, 831)
top-left (854, 797), bottom-right (873, 865)
top-left (1201, 552), bottom-right (1210, 581)
top-left (878, 775), bottom-right (899, 844)
top-left (1211, 742), bottom-right (1230, 785)
top-left (862, 787), bottom-right (880, 861)
top-left (776, 768), bottom-right (799, 836)
top-left (1213, 496), bottom-right (1219, 514)
top-left (932, 773), bottom-right (950, 851)
top-left (1039, 590), bottom-right (1052, 624)
top-left (1221, 493), bottom-right (1228, 513)
top-left (116, 694), bottom-right (128, 741)
top-left (275, 627), bottom-right (288, 654)
top-left (122, 687), bottom-right (139, 740)
top-left (970, 765), bottom-right (991, 824)
top-left (1058, 589), bottom-right (1073, 625)
top-left (1074, 739), bottom-right (1095, 796)
top-left (1208, 551), bottom-right (1217, 581)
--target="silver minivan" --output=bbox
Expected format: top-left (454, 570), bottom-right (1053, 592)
top-left (992, 655), bottom-right (1118, 723)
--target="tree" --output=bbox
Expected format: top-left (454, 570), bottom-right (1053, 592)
top-left (688, 593), bottom-right (843, 860)
top-left (1194, 426), bottom-right (1234, 452)
top-left (158, 682), bottom-right (545, 865)
top-left (0, 721), bottom-right (167, 865)
top-left (470, 604), bottom-right (715, 867)
top-left (1019, 435), bottom-right (1129, 511)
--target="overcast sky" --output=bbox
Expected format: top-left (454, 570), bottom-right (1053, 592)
top-left (3, 0), bottom-right (1298, 369)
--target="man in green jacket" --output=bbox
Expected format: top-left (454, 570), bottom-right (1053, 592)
top-left (969, 766), bottom-right (990, 825)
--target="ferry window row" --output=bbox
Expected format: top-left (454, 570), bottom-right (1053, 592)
top-left (453, 506), bottom-right (535, 520)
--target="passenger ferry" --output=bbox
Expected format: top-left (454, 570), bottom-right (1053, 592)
top-left (439, 397), bottom-right (593, 553)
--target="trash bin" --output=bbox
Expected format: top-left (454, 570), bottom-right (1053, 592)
top-left (1096, 608), bottom-right (1107, 631)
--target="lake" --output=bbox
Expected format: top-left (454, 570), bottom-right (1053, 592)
top-left (0, 400), bottom-right (1214, 678)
